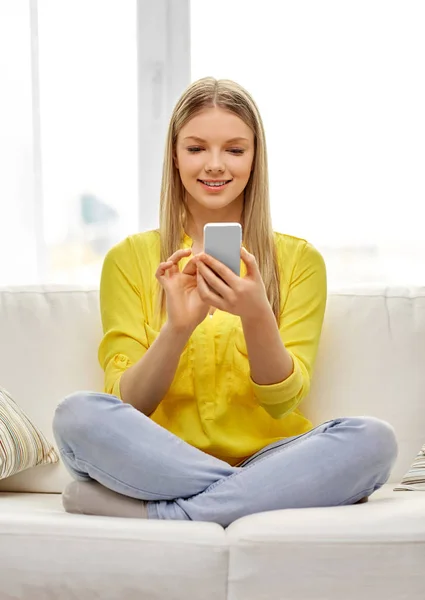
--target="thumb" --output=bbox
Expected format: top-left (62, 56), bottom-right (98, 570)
top-left (241, 246), bottom-right (258, 278)
top-left (182, 255), bottom-right (198, 276)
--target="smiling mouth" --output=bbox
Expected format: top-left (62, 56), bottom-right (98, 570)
top-left (198, 179), bottom-right (232, 188)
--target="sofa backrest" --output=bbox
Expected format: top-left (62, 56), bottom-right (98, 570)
top-left (0, 284), bottom-right (424, 493)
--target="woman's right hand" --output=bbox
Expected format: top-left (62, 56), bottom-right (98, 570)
top-left (155, 248), bottom-right (211, 333)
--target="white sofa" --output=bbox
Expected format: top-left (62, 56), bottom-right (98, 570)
top-left (0, 284), bottom-right (424, 600)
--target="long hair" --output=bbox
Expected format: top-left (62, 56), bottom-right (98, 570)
top-left (154, 77), bottom-right (281, 326)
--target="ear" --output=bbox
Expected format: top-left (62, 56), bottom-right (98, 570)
top-left (173, 151), bottom-right (179, 170)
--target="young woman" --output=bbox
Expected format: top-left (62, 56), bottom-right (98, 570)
top-left (53, 77), bottom-right (398, 527)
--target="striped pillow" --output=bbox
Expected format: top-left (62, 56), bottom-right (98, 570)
top-left (0, 386), bottom-right (59, 480)
top-left (393, 442), bottom-right (425, 491)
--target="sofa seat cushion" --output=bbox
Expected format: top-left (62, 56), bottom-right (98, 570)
top-left (0, 492), bottom-right (228, 600)
top-left (1, 485), bottom-right (424, 599)
top-left (226, 485), bottom-right (425, 600)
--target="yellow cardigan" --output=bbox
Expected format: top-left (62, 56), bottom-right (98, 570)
top-left (98, 229), bottom-right (327, 466)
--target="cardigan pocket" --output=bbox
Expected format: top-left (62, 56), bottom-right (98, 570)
top-left (233, 326), bottom-right (250, 377)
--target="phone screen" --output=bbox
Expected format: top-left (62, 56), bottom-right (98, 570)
top-left (203, 223), bottom-right (242, 278)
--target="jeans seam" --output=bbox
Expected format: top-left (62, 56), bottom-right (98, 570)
top-left (238, 419), bottom-right (337, 468)
top-left (60, 450), bottom-right (174, 500)
top-left (191, 424), bottom-right (330, 499)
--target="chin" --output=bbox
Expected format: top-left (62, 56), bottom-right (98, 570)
top-left (196, 190), bottom-right (238, 204)
top-left (199, 199), bottom-right (235, 211)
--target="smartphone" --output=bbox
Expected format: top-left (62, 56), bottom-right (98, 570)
top-left (203, 223), bottom-right (242, 283)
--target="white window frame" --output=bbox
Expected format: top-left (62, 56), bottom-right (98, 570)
top-left (30, 0), bottom-right (47, 283)
top-left (136, 0), bottom-right (191, 232)
top-left (29, 0), bottom-right (190, 281)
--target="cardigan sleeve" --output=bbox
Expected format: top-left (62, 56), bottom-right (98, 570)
top-left (251, 240), bottom-right (327, 419)
top-left (97, 237), bottom-right (155, 400)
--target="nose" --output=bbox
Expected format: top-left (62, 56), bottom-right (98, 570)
top-left (205, 150), bottom-right (225, 174)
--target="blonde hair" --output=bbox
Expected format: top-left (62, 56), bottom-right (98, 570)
top-left (154, 76), bottom-right (281, 326)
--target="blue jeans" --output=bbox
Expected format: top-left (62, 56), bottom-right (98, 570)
top-left (52, 392), bottom-right (398, 528)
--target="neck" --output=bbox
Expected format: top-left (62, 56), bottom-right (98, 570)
top-left (183, 197), bottom-right (244, 246)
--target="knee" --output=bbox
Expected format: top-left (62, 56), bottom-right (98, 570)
top-left (353, 416), bottom-right (399, 470)
top-left (52, 391), bottom-right (98, 447)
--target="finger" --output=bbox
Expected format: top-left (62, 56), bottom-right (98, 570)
top-left (166, 248), bottom-right (192, 264)
top-left (197, 271), bottom-right (225, 309)
top-left (163, 248), bottom-right (192, 276)
top-left (240, 246), bottom-right (257, 277)
top-left (182, 256), bottom-right (198, 276)
top-left (155, 260), bottom-right (173, 278)
top-left (197, 260), bottom-right (229, 297)
top-left (198, 253), bottom-right (237, 286)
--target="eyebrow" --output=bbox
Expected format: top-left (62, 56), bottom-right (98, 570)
top-left (183, 136), bottom-right (250, 143)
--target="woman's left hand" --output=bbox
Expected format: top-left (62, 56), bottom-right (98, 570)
top-left (195, 247), bottom-right (271, 320)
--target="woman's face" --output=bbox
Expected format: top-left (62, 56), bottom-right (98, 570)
top-left (174, 107), bottom-right (255, 215)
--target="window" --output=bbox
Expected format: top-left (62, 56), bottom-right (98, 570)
top-left (0, 0), bottom-right (189, 286)
top-left (1, 1), bottom-right (423, 287)
top-left (38, 0), bottom-right (139, 284)
top-left (191, 0), bottom-right (425, 286)
top-left (0, 0), bottom-right (35, 285)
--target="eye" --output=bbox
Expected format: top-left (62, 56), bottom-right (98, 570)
top-left (228, 148), bottom-right (245, 155)
top-left (187, 146), bottom-right (203, 153)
